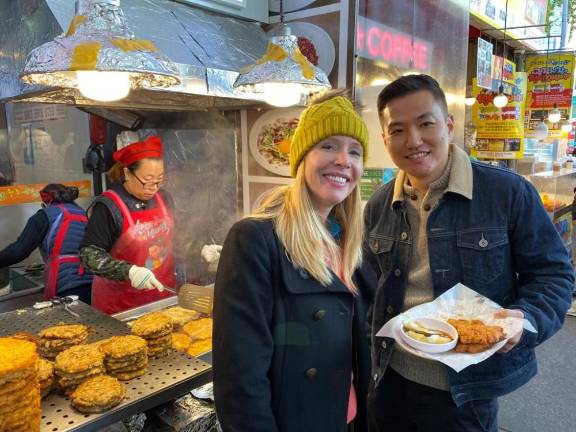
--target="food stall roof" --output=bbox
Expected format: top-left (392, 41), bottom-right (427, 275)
top-left (0, 0), bottom-right (269, 110)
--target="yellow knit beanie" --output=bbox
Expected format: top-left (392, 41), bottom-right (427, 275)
top-left (289, 96), bottom-right (369, 177)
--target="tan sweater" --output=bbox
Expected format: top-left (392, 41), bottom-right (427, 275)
top-left (388, 151), bottom-right (456, 391)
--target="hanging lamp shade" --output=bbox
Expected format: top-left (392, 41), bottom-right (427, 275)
top-left (20, 0), bottom-right (180, 102)
top-left (233, 24), bottom-right (331, 107)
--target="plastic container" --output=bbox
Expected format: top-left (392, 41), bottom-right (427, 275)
top-left (400, 317), bottom-right (458, 353)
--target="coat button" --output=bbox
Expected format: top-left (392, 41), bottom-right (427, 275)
top-left (410, 194), bottom-right (417, 201)
top-left (423, 203), bottom-right (431, 211)
top-left (381, 340), bottom-right (387, 349)
top-left (313, 310), bottom-right (326, 320)
top-left (400, 232), bottom-right (408, 240)
top-left (386, 305), bottom-right (394, 315)
top-left (394, 268), bottom-right (401, 277)
top-left (305, 368), bottom-right (317, 379)
top-left (299, 268), bottom-right (309, 279)
top-left (373, 373), bottom-right (378, 381)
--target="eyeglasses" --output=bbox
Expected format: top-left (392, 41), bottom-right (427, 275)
top-left (129, 171), bottom-right (165, 190)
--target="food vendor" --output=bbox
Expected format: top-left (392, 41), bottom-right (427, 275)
top-left (0, 184), bottom-right (93, 302)
top-left (79, 135), bottom-right (175, 314)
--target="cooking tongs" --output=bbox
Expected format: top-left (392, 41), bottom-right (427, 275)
top-left (33, 295), bottom-right (80, 318)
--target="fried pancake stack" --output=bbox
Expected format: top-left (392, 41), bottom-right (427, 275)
top-left (54, 344), bottom-right (105, 394)
top-left (38, 358), bottom-right (55, 399)
top-left (162, 306), bottom-right (201, 330)
top-left (38, 324), bottom-right (89, 359)
top-left (100, 336), bottom-right (148, 381)
top-left (70, 375), bottom-right (125, 414)
top-left (182, 318), bottom-right (213, 357)
top-left (448, 319), bottom-right (506, 353)
top-left (131, 312), bottom-right (173, 358)
top-left (0, 338), bottom-right (41, 432)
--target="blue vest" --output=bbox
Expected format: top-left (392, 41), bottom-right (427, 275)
top-left (40, 203), bottom-right (93, 296)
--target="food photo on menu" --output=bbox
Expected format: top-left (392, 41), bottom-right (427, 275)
top-left (377, 284), bottom-right (536, 372)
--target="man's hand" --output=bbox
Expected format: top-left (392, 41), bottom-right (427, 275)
top-left (128, 265), bottom-right (164, 291)
top-left (494, 309), bottom-right (524, 353)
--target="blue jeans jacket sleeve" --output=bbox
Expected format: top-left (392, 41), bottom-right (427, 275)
top-left (508, 178), bottom-right (574, 348)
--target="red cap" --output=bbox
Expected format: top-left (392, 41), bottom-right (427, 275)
top-left (113, 135), bottom-right (163, 166)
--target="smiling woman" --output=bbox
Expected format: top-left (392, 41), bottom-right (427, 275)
top-left (213, 92), bottom-right (376, 432)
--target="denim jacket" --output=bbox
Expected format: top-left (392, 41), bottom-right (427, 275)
top-left (363, 160), bottom-right (574, 406)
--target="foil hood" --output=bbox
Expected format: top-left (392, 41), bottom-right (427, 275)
top-left (0, 0), bottom-right (269, 110)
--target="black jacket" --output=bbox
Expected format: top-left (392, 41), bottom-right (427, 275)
top-left (213, 218), bottom-right (375, 432)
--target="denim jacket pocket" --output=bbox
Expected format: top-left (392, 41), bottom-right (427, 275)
top-left (368, 236), bottom-right (394, 278)
top-left (457, 228), bottom-right (509, 285)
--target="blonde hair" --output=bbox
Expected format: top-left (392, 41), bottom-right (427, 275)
top-left (253, 164), bottom-right (363, 294)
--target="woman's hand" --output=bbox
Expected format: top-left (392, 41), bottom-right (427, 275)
top-left (128, 265), bottom-right (164, 291)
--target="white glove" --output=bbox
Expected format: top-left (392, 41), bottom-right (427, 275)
top-left (128, 265), bottom-right (164, 291)
top-left (201, 244), bottom-right (222, 272)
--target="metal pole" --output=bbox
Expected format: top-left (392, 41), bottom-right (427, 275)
top-left (561, 0), bottom-right (569, 48)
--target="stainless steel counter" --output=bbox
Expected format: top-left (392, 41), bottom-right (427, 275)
top-left (0, 301), bottom-right (212, 432)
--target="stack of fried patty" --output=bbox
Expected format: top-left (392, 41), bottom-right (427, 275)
top-left (131, 312), bottom-right (173, 358)
top-left (0, 338), bottom-right (41, 432)
top-left (54, 344), bottom-right (105, 394)
top-left (100, 336), bottom-right (148, 380)
top-left (70, 375), bottom-right (125, 414)
top-left (38, 324), bottom-right (89, 359)
top-left (38, 358), bottom-right (55, 399)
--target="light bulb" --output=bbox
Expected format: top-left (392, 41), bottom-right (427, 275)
top-left (493, 93), bottom-right (508, 108)
top-left (465, 97), bottom-right (476, 106)
top-left (548, 108), bottom-right (561, 124)
top-left (561, 122), bottom-right (572, 132)
top-left (76, 71), bottom-right (131, 102)
top-left (534, 121), bottom-right (549, 140)
top-left (258, 82), bottom-right (303, 107)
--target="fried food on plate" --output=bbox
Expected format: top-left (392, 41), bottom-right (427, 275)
top-left (70, 375), bottom-right (125, 413)
top-left (448, 319), bottom-right (505, 345)
top-left (454, 342), bottom-right (494, 353)
top-left (187, 338), bottom-right (212, 357)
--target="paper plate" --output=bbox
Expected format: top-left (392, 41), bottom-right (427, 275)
top-left (249, 108), bottom-right (303, 177)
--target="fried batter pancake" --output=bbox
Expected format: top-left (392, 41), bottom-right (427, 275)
top-left (106, 353), bottom-right (148, 368)
top-left (39, 324), bottom-right (88, 339)
top-left (71, 375), bottom-right (125, 413)
top-left (0, 338), bottom-right (38, 384)
top-left (107, 359), bottom-right (148, 374)
top-left (38, 359), bottom-right (54, 382)
top-left (171, 333), bottom-right (192, 352)
top-left (454, 342), bottom-right (493, 353)
top-left (182, 318), bottom-right (213, 341)
top-left (55, 344), bottom-right (105, 375)
top-left (448, 319), bottom-right (506, 345)
top-left (147, 334), bottom-right (172, 347)
top-left (0, 377), bottom-right (30, 396)
top-left (131, 312), bottom-right (173, 338)
top-left (9, 332), bottom-right (39, 346)
top-left (111, 368), bottom-right (147, 381)
top-left (0, 384), bottom-right (39, 413)
top-left (162, 307), bottom-right (201, 327)
top-left (187, 338), bottom-right (212, 357)
top-left (100, 336), bottom-right (147, 359)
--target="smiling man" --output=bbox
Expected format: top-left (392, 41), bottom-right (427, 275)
top-left (363, 74), bottom-right (574, 431)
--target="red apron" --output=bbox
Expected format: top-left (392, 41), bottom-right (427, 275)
top-left (91, 190), bottom-right (175, 314)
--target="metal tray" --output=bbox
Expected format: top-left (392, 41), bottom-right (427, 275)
top-left (0, 302), bottom-right (212, 432)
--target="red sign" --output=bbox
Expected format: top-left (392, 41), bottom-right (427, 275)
top-left (357, 17), bottom-right (432, 71)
